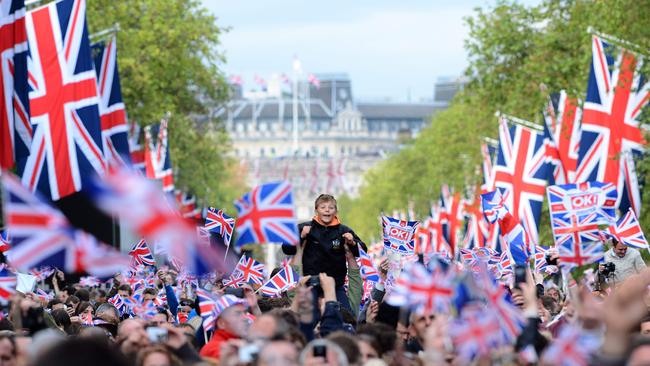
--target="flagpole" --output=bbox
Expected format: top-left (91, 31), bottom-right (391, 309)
top-left (586, 27), bottom-right (649, 55)
top-left (495, 111), bottom-right (544, 131)
top-left (89, 24), bottom-right (121, 41)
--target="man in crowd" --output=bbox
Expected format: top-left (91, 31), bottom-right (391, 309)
top-left (602, 238), bottom-right (647, 284)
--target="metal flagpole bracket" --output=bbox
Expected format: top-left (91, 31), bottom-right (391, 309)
top-left (586, 27), bottom-right (649, 55)
top-left (90, 23), bottom-right (121, 42)
top-left (495, 111), bottom-right (544, 131)
top-left (482, 136), bottom-right (498, 146)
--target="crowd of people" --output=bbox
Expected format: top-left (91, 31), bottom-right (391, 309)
top-left (0, 194), bottom-right (649, 366)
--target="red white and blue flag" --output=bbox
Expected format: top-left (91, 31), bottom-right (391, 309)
top-left (541, 324), bottom-right (600, 366)
top-left (144, 119), bottom-right (173, 192)
top-left (91, 35), bottom-right (131, 167)
top-left (493, 118), bottom-right (551, 244)
top-left (602, 209), bottom-right (649, 250)
top-left (386, 261), bottom-right (455, 314)
top-left (482, 189), bottom-right (531, 265)
top-left (356, 246), bottom-right (380, 282)
top-left (0, 230), bottom-right (10, 252)
top-left (0, 269), bottom-right (16, 303)
top-left (20, 0), bottom-right (106, 200)
top-left (205, 207), bottom-right (235, 247)
top-left (234, 181), bottom-right (299, 248)
top-left (451, 305), bottom-right (504, 362)
top-left (542, 91), bottom-right (581, 185)
top-left (547, 182), bottom-right (617, 224)
top-left (175, 191), bottom-right (200, 220)
top-left (129, 239), bottom-right (155, 267)
top-left (439, 185), bottom-right (463, 256)
top-left (558, 240), bottom-right (604, 272)
top-left (575, 35), bottom-right (649, 216)
top-left (233, 256), bottom-right (265, 285)
top-left (79, 276), bottom-right (100, 287)
top-left (1, 0), bottom-right (31, 170)
top-left (381, 216), bottom-right (419, 256)
top-left (196, 288), bottom-right (217, 331)
top-left (259, 265), bottom-right (299, 297)
top-left (475, 269), bottom-right (525, 342)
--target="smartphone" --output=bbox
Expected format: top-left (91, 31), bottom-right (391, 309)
top-left (146, 327), bottom-right (168, 343)
top-left (514, 264), bottom-right (527, 288)
top-left (238, 343), bottom-right (259, 363)
top-left (313, 345), bottom-right (327, 358)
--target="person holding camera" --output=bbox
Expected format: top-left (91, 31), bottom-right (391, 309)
top-left (601, 238), bottom-right (647, 285)
top-left (282, 194), bottom-right (367, 313)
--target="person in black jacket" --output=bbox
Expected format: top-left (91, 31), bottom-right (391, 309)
top-left (282, 194), bottom-right (367, 312)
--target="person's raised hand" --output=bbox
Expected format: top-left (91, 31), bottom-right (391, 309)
top-left (342, 232), bottom-right (354, 246)
top-left (160, 323), bottom-right (186, 350)
top-left (366, 300), bottom-right (379, 323)
top-left (379, 258), bottom-right (389, 282)
top-left (319, 273), bottom-right (336, 302)
top-left (301, 225), bottom-right (311, 240)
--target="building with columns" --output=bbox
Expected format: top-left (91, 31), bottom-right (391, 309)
top-left (210, 74), bottom-right (461, 219)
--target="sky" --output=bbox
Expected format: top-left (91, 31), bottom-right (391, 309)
top-left (201, 1), bottom-right (540, 102)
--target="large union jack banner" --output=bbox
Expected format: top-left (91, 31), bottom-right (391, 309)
top-left (20, 0), bottom-right (106, 200)
top-left (205, 207), bottom-right (235, 247)
top-left (144, 119), bottom-right (173, 192)
top-left (91, 35), bottom-right (131, 167)
top-left (234, 181), bottom-right (299, 248)
top-left (1, 0), bottom-right (31, 170)
top-left (602, 209), bottom-right (649, 250)
top-left (547, 181), bottom-right (617, 224)
top-left (575, 35), bottom-right (649, 216)
top-left (542, 91), bottom-right (581, 185)
top-left (493, 118), bottom-right (551, 244)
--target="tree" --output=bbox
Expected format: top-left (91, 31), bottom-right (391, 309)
top-left (86, 0), bottom-right (246, 210)
top-left (343, 0), bottom-right (650, 245)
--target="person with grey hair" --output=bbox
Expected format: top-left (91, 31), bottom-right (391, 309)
top-left (299, 339), bottom-right (349, 366)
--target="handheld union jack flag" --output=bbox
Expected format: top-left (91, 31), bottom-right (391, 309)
top-left (493, 118), bottom-right (551, 244)
top-left (0, 269), bottom-right (16, 303)
top-left (576, 35), bottom-right (649, 216)
top-left (450, 305), bottom-right (504, 362)
top-left (258, 265), bottom-right (299, 297)
top-left (482, 189), bottom-right (531, 265)
top-left (462, 186), bottom-right (490, 249)
top-left (1, 0), bottom-right (31, 170)
top-left (550, 213), bottom-right (601, 247)
top-left (107, 293), bottom-right (128, 316)
top-left (28, 266), bottom-right (54, 281)
top-left (91, 35), bottom-right (131, 167)
top-left (20, 0), bottom-right (107, 200)
top-left (234, 181), bottom-right (299, 247)
top-left (233, 256), bottom-right (265, 285)
top-left (129, 239), bottom-right (155, 267)
top-left (381, 216), bottom-right (419, 256)
top-left (547, 182), bottom-right (617, 223)
top-left (541, 324), bottom-right (600, 366)
top-left (542, 91), bottom-right (581, 185)
top-left (79, 276), bottom-right (100, 287)
top-left (475, 269), bottom-right (525, 342)
top-left (196, 288), bottom-right (218, 331)
top-left (0, 230), bottom-right (10, 252)
top-left (223, 274), bottom-right (244, 288)
top-left (439, 185), bottom-right (463, 255)
top-left (602, 209), bottom-right (649, 250)
top-left (205, 207), bottom-right (235, 247)
top-left (386, 261), bottom-right (455, 314)
top-left (175, 191), bottom-right (200, 220)
top-left (496, 251), bottom-right (513, 280)
top-left (2, 172), bottom-right (130, 276)
top-left (357, 246), bottom-right (380, 282)
top-left (558, 240), bottom-right (604, 272)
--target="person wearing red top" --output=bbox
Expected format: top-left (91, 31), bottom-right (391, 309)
top-left (200, 300), bottom-right (248, 361)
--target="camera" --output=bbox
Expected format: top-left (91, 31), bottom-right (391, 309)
top-left (238, 343), bottom-right (259, 363)
top-left (146, 326), bottom-right (168, 343)
top-left (600, 262), bottom-right (616, 276)
top-left (224, 287), bottom-right (245, 298)
top-left (307, 276), bottom-right (321, 288)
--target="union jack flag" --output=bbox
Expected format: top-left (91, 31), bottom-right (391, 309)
top-left (0, 230), bottom-right (10, 252)
top-left (35, 287), bottom-right (52, 302)
top-left (496, 251), bottom-right (513, 279)
top-left (144, 119), bottom-right (173, 192)
top-left (541, 324), bottom-right (600, 366)
top-left (475, 269), bottom-right (525, 342)
top-left (0, 269), bottom-right (16, 303)
top-left (2, 172), bottom-right (130, 276)
top-left (550, 213), bottom-right (601, 247)
top-left (533, 246), bottom-right (558, 275)
top-left (234, 181), bottom-right (299, 247)
top-left (558, 240), bottom-right (603, 272)
top-left (131, 300), bottom-right (157, 320)
top-left (480, 142), bottom-right (497, 193)
top-left (79, 276), bottom-right (100, 287)
top-left (129, 239), bottom-right (155, 267)
top-left (547, 182), bottom-right (617, 224)
top-left (205, 207), bottom-right (235, 247)
top-left (576, 35), bottom-right (649, 216)
top-left (196, 288), bottom-right (217, 331)
top-left (175, 191), bottom-right (200, 220)
top-left (233, 256), bottom-right (265, 285)
top-left (493, 118), bottom-right (551, 244)
top-left (382, 216), bottom-right (419, 255)
top-left (91, 35), bottom-right (131, 167)
top-left (28, 266), bottom-right (53, 281)
top-left (222, 274), bottom-right (244, 288)
top-left (602, 209), bottom-right (648, 249)
top-left (481, 189), bottom-right (510, 223)
top-left (460, 247), bottom-right (499, 270)
top-left (386, 261), bottom-right (455, 314)
top-left (258, 265), bottom-right (299, 297)
top-left (462, 186), bottom-right (489, 249)
top-left (542, 91), bottom-right (581, 184)
top-left (1, 0), bottom-right (31, 170)
top-left (128, 120), bottom-right (144, 171)
top-left (482, 189), bottom-right (531, 265)
top-left (20, 0), bottom-right (107, 200)
top-left (107, 293), bottom-right (128, 316)
top-left (450, 305), bottom-right (504, 362)
top-left (214, 294), bottom-right (247, 318)
top-left (81, 311), bottom-right (93, 326)
top-left (356, 246), bottom-right (380, 282)
top-left (429, 204), bottom-right (452, 255)
top-left (413, 217), bottom-right (433, 254)
top-left (439, 185), bottom-right (463, 255)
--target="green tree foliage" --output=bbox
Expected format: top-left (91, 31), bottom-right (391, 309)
top-left (86, 0), bottom-right (246, 209)
top-left (342, 0), bottom-right (650, 244)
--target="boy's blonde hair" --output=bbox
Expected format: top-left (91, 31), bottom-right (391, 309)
top-left (314, 194), bottom-right (337, 210)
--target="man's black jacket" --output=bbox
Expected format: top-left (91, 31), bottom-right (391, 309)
top-left (282, 219), bottom-right (367, 287)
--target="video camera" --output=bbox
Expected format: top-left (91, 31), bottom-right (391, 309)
top-left (600, 262), bottom-right (616, 277)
